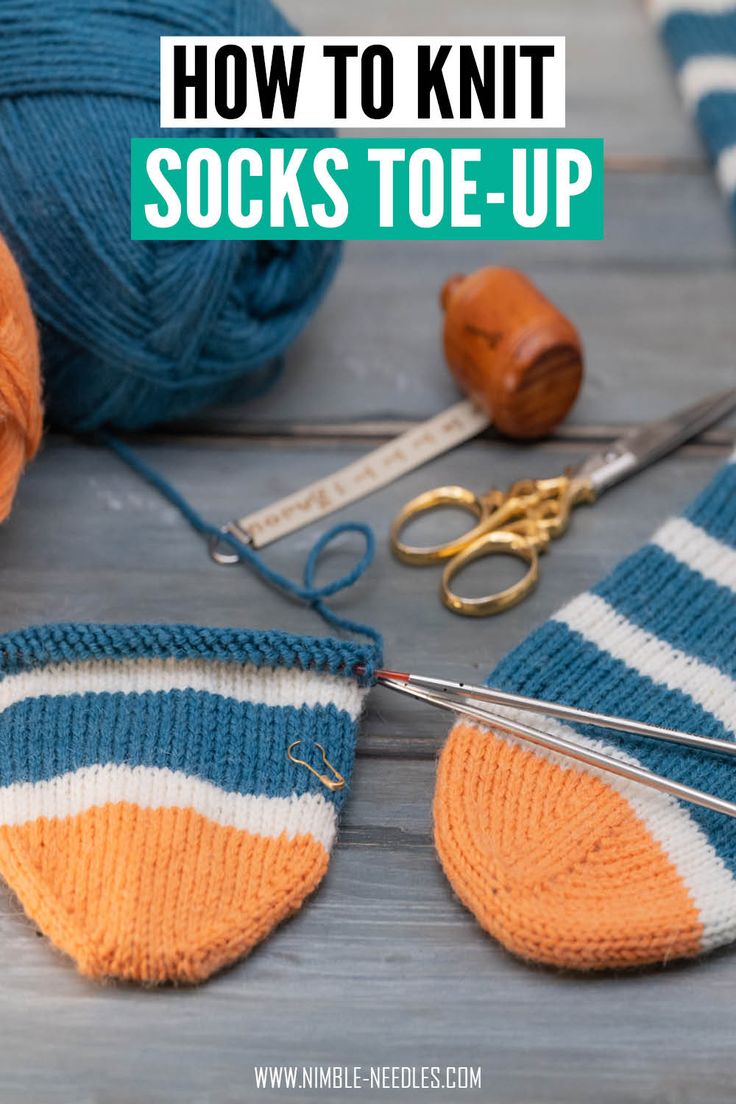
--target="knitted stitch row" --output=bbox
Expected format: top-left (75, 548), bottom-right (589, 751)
top-left (0, 622), bottom-right (377, 682)
top-left (0, 624), bottom-right (368, 983)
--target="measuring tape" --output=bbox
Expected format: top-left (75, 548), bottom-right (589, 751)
top-left (210, 399), bottom-right (489, 560)
top-left (210, 267), bottom-right (584, 563)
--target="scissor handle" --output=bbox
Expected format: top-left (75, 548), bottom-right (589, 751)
top-left (441, 528), bottom-right (541, 616)
top-left (390, 484), bottom-right (507, 565)
top-left (439, 474), bottom-right (596, 616)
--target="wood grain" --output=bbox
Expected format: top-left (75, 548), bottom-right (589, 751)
top-left (173, 173), bottom-right (736, 434)
top-left (278, 0), bottom-right (704, 160)
top-left (0, 1), bottom-right (734, 1101)
top-left (0, 435), bottom-right (729, 760)
top-left (440, 267), bottom-right (584, 438)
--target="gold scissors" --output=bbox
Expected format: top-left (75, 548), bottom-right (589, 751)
top-left (390, 389), bottom-right (736, 617)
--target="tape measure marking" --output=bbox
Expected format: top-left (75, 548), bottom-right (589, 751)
top-left (231, 399), bottom-right (490, 549)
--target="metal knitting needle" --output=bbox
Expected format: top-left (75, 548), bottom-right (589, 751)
top-left (378, 677), bottom-right (736, 820)
top-left (372, 669), bottom-right (736, 759)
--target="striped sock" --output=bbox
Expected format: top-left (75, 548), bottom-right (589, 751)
top-left (648, 0), bottom-right (736, 218)
top-left (434, 450), bottom-right (736, 970)
top-left (0, 624), bottom-right (371, 983)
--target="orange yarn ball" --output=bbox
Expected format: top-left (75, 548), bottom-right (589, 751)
top-left (0, 235), bottom-right (42, 521)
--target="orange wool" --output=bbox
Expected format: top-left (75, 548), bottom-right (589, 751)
top-left (0, 804), bottom-right (329, 984)
top-left (434, 723), bottom-right (703, 970)
top-left (0, 234), bottom-right (42, 521)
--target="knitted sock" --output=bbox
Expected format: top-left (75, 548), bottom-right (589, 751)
top-left (0, 623), bottom-right (372, 984)
top-left (434, 451), bottom-right (736, 970)
top-left (649, 0), bottom-right (736, 225)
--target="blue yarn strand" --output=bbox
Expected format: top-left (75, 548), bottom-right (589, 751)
top-left (99, 433), bottom-right (383, 656)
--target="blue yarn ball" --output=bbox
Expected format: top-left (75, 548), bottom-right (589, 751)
top-left (0, 0), bottom-right (341, 430)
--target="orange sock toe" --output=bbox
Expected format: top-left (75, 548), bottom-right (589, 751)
top-left (434, 723), bottom-right (703, 970)
top-left (0, 624), bottom-right (370, 983)
top-left (0, 806), bottom-right (330, 984)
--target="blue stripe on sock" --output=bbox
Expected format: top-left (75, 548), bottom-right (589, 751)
top-left (491, 618), bottom-right (736, 877)
top-left (0, 690), bottom-right (356, 810)
top-left (0, 623), bottom-right (374, 687)
top-left (684, 459), bottom-right (736, 544)
top-left (661, 11), bottom-right (736, 69)
top-left (593, 544), bottom-right (736, 680)
top-left (696, 92), bottom-right (736, 161)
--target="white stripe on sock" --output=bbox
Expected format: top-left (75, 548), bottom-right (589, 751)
top-left (678, 55), bottom-right (736, 109)
top-left (647, 0), bottom-right (736, 21)
top-left (655, 517), bottom-right (736, 591)
top-left (0, 658), bottom-right (366, 720)
top-left (0, 765), bottom-right (337, 851)
top-left (457, 709), bottom-right (736, 951)
top-left (552, 591), bottom-right (736, 948)
top-left (557, 592), bottom-right (736, 735)
top-left (716, 144), bottom-right (736, 193)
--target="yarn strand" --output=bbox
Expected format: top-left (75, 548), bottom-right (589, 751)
top-left (99, 432), bottom-right (383, 657)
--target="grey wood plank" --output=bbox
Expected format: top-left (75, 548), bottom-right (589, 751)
top-left (278, 0), bottom-right (701, 160)
top-left (2, 435), bottom-right (729, 755)
top-left (0, 0), bottom-right (731, 1095)
top-left (0, 438), bottom-right (733, 1101)
top-left (172, 171), bottom-right (736, 434)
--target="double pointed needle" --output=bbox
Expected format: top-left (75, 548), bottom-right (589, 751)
top-left (367, 668), bottom-right (736, 820)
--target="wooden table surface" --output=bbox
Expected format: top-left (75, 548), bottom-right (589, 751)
top-left (2, 3), bottom-right (736, 1102)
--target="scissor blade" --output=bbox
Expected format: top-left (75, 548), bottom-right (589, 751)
top-left (574, 388), bottom-right (736, 495)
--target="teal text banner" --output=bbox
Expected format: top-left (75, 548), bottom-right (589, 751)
top-left (131, 137), bottom-right (603, 241)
